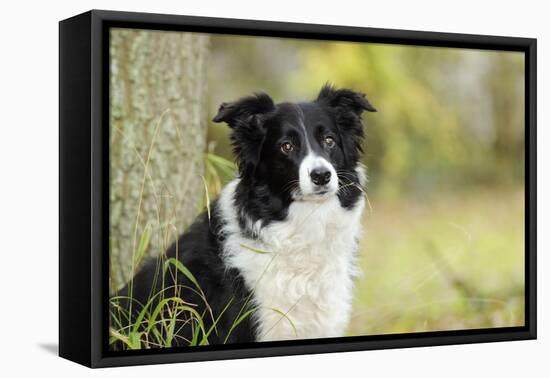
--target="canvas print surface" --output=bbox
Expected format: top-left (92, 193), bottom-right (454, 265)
top-left (108, 28), bottom-right (525, 351)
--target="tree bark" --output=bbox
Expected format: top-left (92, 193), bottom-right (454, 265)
top-left (109, 29), bottom-right (209, 291)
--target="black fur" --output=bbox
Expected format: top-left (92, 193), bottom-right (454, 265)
top-left (111, 85), bottom-right (375, 348)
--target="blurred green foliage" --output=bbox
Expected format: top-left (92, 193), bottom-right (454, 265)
top-left (351, 188), bottom-right (524, 334)
top-left (207, 36), bottom-right (524, 199)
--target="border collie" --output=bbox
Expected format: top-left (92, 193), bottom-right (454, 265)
top-left (115, 84), bottom-right (376, 346)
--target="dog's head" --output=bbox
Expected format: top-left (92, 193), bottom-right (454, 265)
top-left (213, 84), bottom-right (376, 202)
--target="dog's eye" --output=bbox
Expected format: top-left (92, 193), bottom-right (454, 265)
top-left (280, 142), bottom-right (294, 154)
top-left (324, 136), bottom-right (335, 148)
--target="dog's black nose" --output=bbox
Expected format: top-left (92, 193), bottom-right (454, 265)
top-left (310, 169), bottom-right (331, 186)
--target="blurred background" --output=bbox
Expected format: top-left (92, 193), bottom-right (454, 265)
top-left (110, 29), bottom-right (525, 337)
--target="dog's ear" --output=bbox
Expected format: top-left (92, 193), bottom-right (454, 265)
top-left (316, 83), bottom-right (376, 115)
top-left (213, 92), bottom-right (275, 127)
top-left (316, 84), bottom-right (375, 164)
top-left (213, 92), bottom-right (276, 176)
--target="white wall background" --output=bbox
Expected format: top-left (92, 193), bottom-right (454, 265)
top-left (0, 0), bottom-right (546, 376)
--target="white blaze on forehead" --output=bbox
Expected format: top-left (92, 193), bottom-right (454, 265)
top-left (298, 153), bottom-right (338, 197)
top-left (294, 105), bottom-right (312, 153)
top-left (291, 104), bottom-right (338, 198)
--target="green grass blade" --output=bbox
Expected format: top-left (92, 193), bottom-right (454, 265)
top-left (201, 175), bottom-right (211, 221)
top-left (165, 316), bottom-right (177, 347)
top-left (146, 298), bottom-right (207, 347)
top-left (110, 328), bottom-right (141, 349)
top-left (240, 243), bottom-right (272, 254)
top-left (128, 332), bottom-right (142, 349)
top-left (224, 307), bottom-right (256, 344)
top-left (135, 223), bottom-right (152, 267)
top-left (132, 300), bottom-right (152, 334)
top-left (164, 258), bottom-right (202, 291)
top-left (270, 307), bottom-right (298, 337)
top-left (199, 297), bottom-right (235, 345)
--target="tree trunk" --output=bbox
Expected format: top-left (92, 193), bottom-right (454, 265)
top-left (109, 29), bottom-right (210, 291)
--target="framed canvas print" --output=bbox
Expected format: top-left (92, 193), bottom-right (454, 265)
top-left (59, 10), bottom-right (537, 368)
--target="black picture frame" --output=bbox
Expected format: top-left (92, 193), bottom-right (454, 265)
top-left (59, 9), bottom-right (537, 368)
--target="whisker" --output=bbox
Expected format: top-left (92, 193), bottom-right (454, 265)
top-left (281, 179), bottom-right (300, 193)
top-left (338, 174), bottom-right (366, 192)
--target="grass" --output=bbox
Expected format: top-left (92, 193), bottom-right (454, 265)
top-left (111, 186), bottom-right (524, 349)
top-left (110, 184), bottom-right (525, 348)
top-left (349, 188), bottom-right (525, 335)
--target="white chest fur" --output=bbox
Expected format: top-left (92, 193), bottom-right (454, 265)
top-left (218, 180), bottom-right (365, 341)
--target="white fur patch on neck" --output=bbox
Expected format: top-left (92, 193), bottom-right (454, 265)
top-left (217, 173), bottom-right (365, 342)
